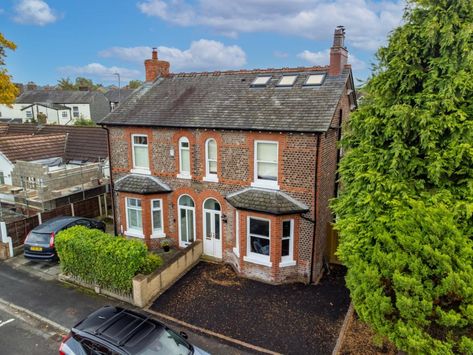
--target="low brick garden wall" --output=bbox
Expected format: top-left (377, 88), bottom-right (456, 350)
top-left (133, 241), bottom-right (203, 307)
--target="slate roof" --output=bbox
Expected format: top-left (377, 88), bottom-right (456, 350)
top-left (100, 67), bottom-right (351, 133)
top-left (0, 134), bottom-right (66, 163)
top-left (225, 188), bottom-right (309, 215)
top-left (114, 174), bottom-right (171, 194)
top-left (104, 89), bottom-right (135, 103)
top-left (16, 90), bottom-right (110, 122)
top-left (0, 123), bottom-right (108, 162)
top-left (17, 90), bottom-right (103, 104)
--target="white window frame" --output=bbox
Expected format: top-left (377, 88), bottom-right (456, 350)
top-left (178, 194), bottom-right (196, 247)
top-left (61, 111), bottom-right (68, 118)
top-left (177, 137), bottom-right (191, 179)
top-left (203, 138), bottom-right (218, 182)
top-left (280, 219), bottom-right (296, 267)
top-left (72, 106), bottom-right (79, 118)
top-left (251, 140), bottom-right (279, 190)
top-left (125, 197), bottom-right (143, 238)
top-left (131, 134), bottom-right (150, 174)
top-left (244, 216), bottom-right (272, 267)
top-left (151, 199), bottom-right (165, 238)
top-left (233, 210), bottom-right (240, 257)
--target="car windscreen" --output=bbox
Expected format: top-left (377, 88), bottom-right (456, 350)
top-left (128, 326), bottom-right (192, 355)
top-left (26, 232), bottom-right (51, 244)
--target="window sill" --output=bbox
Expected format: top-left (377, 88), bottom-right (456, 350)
top-left (125, 230), bottom-right (144, 238)
top-left (151, 232), bottom-right (166, 239)
top-left (233, 247), bottom-right (240, 258)
top-left (177, 173), bottom-right (191, 180)
top-left (243, 255), bottom-right (272, 267)
top-left (279, 260), bottom-right (297, 267)
top-left (251, 181), bottom-right (280, 190)
top-left (203, 175), bottom-right (219, 183)
top-left (131, 168), bottom-right (151, 175)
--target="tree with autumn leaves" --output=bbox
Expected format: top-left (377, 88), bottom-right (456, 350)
top-left (0, 33), bottom-right (19, 105)
top-left (333, 0), bottom-right (472, 353)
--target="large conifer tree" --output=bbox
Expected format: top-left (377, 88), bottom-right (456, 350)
top-left (333, 0), bottom-right (473, 353)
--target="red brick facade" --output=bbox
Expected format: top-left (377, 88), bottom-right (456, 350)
top-left (109, 88), bottom-right (351, 284)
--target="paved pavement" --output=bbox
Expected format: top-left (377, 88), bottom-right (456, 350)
top-left (0, 260), bottom-right (253, 354)
top-left (0, 302), bottom-right (60, 354)
top-left (4, 254), bottom-right (60, 280)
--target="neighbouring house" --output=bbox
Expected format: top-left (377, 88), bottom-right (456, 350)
top-left (101, 27), bottom-right (357, 284)
top-left (0, 90), bottom-right (110, 124)
top-left (105, 89), bottom-right (135, 111)
top-left (0, 123), bottom-right (109, 211)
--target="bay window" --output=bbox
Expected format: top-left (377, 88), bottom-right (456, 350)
top-left (280, 219), bottom-right (296, 267)
top-left (244, 216), bottom-right (272, 266)
top-left (126, 198), bottom-right (143, 236)
top-left (151, 199), bottom-right (164, 237)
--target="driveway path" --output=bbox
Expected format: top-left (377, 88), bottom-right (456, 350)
top-left (151, 262), bottom-right (350, 355)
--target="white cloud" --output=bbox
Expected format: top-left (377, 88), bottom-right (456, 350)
top-left (13, 0), bottom-right (58, 26)
top-left (99, 39), bottom-right (247, 71)
top-left (137, 0), bottom-right (405, 51)
top-left (298, 48), bottom-right (366, 70)
top-left (58, 63), bottom-right (141, 82)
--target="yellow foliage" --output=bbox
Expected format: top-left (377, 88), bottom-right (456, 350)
top-left (0, 33), bottom-right (19, 106)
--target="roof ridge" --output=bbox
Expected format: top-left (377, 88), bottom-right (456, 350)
top-left (170, 65), bottom-right (329, 77)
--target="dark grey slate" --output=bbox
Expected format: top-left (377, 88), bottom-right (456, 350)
top-left (225, 188), bottom-right (309, 215)
top-left (100, 68), bottom-right (351, 133)
top-left (104, 89), bottom-right (135, 103)
top-left (114, 174), bottom-right (171, 194)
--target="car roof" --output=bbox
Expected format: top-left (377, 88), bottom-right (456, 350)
top-left (32, 216), bottom-right (84, 233)
top-left (73, 306), bottom-right (170, 351)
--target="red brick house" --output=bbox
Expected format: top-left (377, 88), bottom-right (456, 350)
top-left (100, 27), bottom-right (356, 284)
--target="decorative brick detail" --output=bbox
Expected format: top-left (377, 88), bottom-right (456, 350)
top-left (109, 109), bottom-right (347, 284)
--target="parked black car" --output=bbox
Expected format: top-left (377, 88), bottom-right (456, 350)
top-left (24, 216), bottom-right (106, 262)
top-left (59, 306), bottom-right (209, 355)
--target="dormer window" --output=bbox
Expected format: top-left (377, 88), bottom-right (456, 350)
top-left (304, 74), bottom-right (325, 86)
top-left (131, 134), bottom-right (150, 173)
top-left (277, 75), bottom-right (297, 87)
top-left (251, 76), bottom-right (271, 87)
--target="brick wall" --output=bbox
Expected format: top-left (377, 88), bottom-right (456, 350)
top-left (109, 125), bottom-right (337, 284)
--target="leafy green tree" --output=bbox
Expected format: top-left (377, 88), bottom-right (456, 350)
top-left (332, 1), bottom-right (473, 353)
top-left (73, 118), bottom-right (96, 126)
top-left (0, 33), bottom-right (19, 105)
top-left (127, 80), bottom-right (143, 89)
top-left (57, 77), bottom-right (75, 90)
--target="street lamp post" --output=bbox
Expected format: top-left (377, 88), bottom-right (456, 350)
top-left (113, 72), bottom-right (121, 108)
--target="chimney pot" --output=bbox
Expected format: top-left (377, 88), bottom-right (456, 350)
top-left (145, 47), bottom-right (170, 82)
top-left (329, 26), bottom-right (348, 77)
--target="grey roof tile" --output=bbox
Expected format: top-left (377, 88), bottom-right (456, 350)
top-left (114, 174), bottom-right (171, 194)
top-left (100, 68), bottom-right (350, 133)
top-left (225, 188), bottom-right (309, 215)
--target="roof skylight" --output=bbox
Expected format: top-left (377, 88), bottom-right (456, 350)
top-left (277, 75), bottom-right (298, 87)
top-left (251, 76), bottom-right (272, 87)
top-left (304, 74), bottom-right (325, 86)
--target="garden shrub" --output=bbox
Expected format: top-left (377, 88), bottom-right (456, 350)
top-left (55, 226), bottom-right (163, 292)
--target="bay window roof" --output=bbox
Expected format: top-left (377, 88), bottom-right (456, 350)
top-left (114, 174), bottom-right (171, 194)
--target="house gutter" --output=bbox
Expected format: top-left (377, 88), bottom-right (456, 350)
top-left (101, 125), bottom-right (118, 236)
top-left (309, 134), bottom-right (321, 284)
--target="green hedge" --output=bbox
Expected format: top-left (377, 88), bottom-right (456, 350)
top-left (55, 226), bottom-right (163, 292)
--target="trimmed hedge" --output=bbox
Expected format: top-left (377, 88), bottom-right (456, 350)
top-left (55, 226), bottom-right (163, 292)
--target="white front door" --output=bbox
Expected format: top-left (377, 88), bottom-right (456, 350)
top-left (203, 199), bottom-right (222, 258)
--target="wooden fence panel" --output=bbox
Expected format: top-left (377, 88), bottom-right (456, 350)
top-left (7, 215), bottom-right (40, 247)
top-left (73, 197), bottom-right (100, 218)
top-left (41, 204), bottom-right (72, 222)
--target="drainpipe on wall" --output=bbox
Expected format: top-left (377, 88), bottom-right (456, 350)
top-left (309, 134), bottom-right (321, 284)
top-left (0, 222), bottom-right (13, 258)
top-left (101, 125), bottom-right (118, 236)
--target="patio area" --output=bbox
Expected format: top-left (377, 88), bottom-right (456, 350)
top-left (150, 262), bottom-right (350, 355)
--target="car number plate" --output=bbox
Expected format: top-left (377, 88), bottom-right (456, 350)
top-left (30, 246), bottom-right (43, 251)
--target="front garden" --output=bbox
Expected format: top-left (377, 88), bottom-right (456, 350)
top-left (55, 226), bottom-right (163, 294)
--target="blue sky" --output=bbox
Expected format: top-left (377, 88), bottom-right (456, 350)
top-left (1, 0), bottom-right (405, 86)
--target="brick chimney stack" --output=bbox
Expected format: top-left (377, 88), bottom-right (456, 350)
top-left (329, 26), bottom-right (348, 76)
top-left (145, 47), bottom-right (170, 82)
